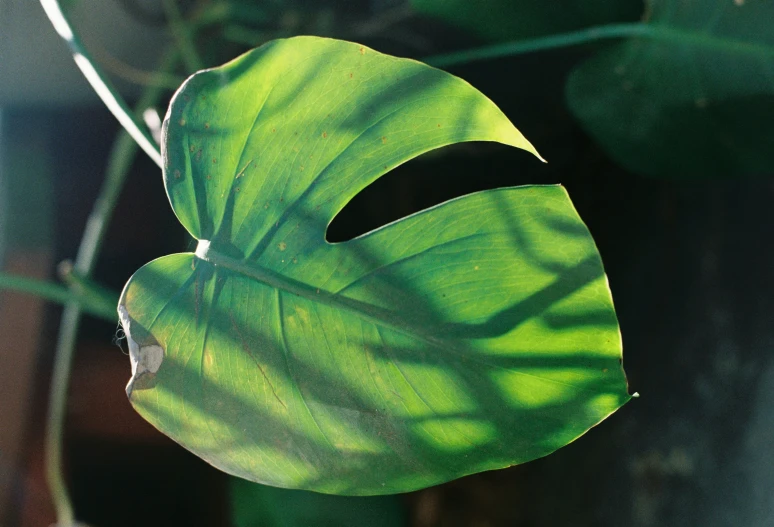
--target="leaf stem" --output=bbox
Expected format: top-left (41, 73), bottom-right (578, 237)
top-left (162, 0), bottom-right (205, 72)
top-left (43, 46), bottom-right (181, 526)
top-left (221, 25), bottom-right (273, 47)
top-left (44, 135), bottom-right (136, 527)
top-left (422, 21), bottom-right (774, 68)
top-left (423, 23), bottom-right (649, 68)
top-left (0, 272), bottom-right (115, 321)
top-left (39, 0), bottom-right (162, 167)
top-left (58, 261), bottom-right (120, 318)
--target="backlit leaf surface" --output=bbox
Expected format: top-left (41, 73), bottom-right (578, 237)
top-left (118, 36), bottom-right (630, 495)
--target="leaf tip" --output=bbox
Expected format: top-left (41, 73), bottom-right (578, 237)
top-left (505, 130), bottom-right (545, 163)
top-left (522, 139), bottom-right (546, 163)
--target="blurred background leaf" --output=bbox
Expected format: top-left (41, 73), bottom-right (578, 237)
top-left (566, 0), bottom-right (774, 178)
top-left (410, 0), bottom-right (642, 42)
top-left (231, 478), bottom-right (406, 527)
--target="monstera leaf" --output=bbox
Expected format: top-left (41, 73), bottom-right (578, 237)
top-left (411, 0), bottom-right (641, 42)
top-left (567, 0), bottom-right (774, 178)
top-left (118, 36), bottom-right (630, 495)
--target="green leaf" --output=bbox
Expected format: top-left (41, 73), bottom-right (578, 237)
top-left (566, 0), bottom-right (774, 178)
top-left (118, 36), bottom-right (629, 495)
top-left (231, 478), bottom-right (405, 527)
top-left (411, 0), bottom-right (641, 42)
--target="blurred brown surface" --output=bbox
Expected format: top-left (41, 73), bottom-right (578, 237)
top-left (66, 342), bottom-right (166, 442)
top-left (0, 253), bottom-right (51, 526)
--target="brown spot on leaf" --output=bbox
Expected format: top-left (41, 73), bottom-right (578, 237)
top-left (278, 242), bottom-right (287, 251)
top-left (322, 132), bottom-right (327, 138)
top-left (381, 136), bottom-right (387, 144)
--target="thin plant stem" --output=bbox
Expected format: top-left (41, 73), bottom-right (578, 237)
top-left (88, 43), bottom-right (184, 89)
top-left (163, 0), bottom-right (205, 72)
top-left (423, 23), bottom-right (649, 67)
top-left (43, 45), bottom-right (180, 526)
top-left (221, 25), bottom-right (274, 47)
top-left (39, 0), bottom-right (163, 167)
top-left (349, 5), bottom-right (413, 38)
top-left (423, 22), bottom-right (774, 68)
top-left (45, 132), bottom-right (137, 526)
top-left (58, 261), bottom-right (120, 317)
top-left (0, 272), bottom-right (116, 321)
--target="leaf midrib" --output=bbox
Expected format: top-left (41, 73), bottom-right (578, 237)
top-left (198, 242), bottom-right (447, 348)
top-left (646, 23), bottom-right (774, 58)
top-left (195, 243), bottom-right (621, 397)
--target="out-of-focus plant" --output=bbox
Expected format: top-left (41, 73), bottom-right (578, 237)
top-left (418, 0), bottom-right (774, 178)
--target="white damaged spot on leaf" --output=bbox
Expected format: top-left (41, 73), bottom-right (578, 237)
top-left (119, 304), bottom-right (164, 396)
top-left (131, 344), bottom-right (163, 377)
